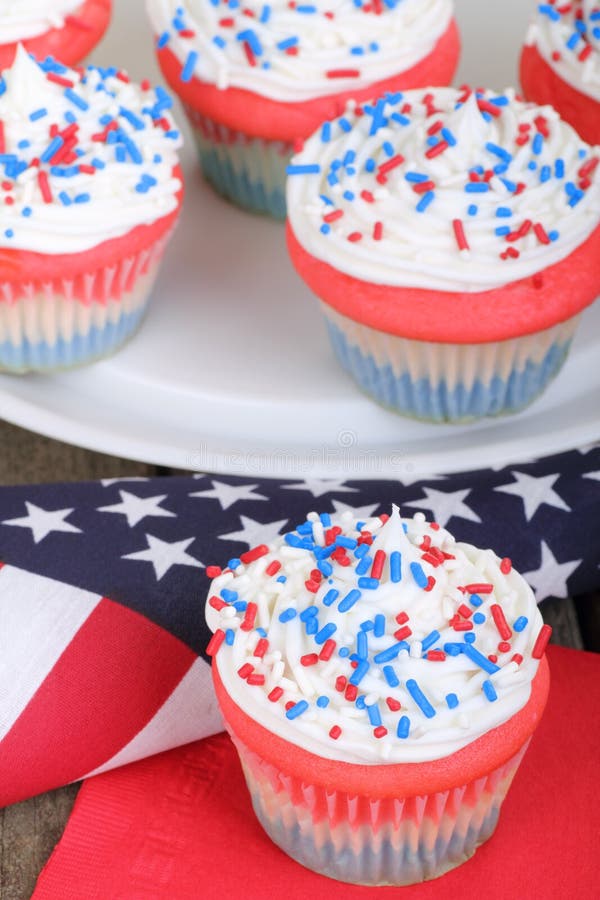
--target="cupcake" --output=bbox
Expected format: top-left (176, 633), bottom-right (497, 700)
top-left (0, 1), bottom-right (111, 69)
top-left (146, 0), bottom-right (460, 219)
top-left (520, 1), bottom-right (600, 146)
top-left (286, 86), bottom-right (600, 423)
top-left (0, 48), bottom-right (183, 373)
top-left (205, 506), bottom-right (551, 886)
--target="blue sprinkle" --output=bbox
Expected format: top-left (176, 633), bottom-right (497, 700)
top-left (416, 191), bottom-right (435, 213)
top-left (276, 575), bottom-right (287, 584)
top-left (74, 193), bottom-right (90, 204)
top-left (406, 679), bottom-right (436, 718)
top-left (555, 159), bottom-right (565, 178)
top-left (220, 589), bottom-right (238, 602)
top-left (548, 230), bottom-right (560, 241)
top-left (237, 29), bottom-right (263, 56)
top-left (390, 551), bottom-right (402, 582)
top-left (305, 618), bottom-right (318, 635)
top-left (336, 536), bottom-right (357, 549)
top-left (259, 4), bottom-right (271, 22)
top-left (320, 512), bottom-right (331, 527)
top-left (374, 614), bottom-right (385, 638)
top-left (287, 163), bottom-right (321, 176)
top-left (321, 122), bottom-right (331, 143)
top-left (349, 659), bottom-right (370, 685)
top-left (532, 133), bottom-right (544, 155)
top-left (317, 560), bottom-right (333, 577)
top-left (467, 204), bottom-right (478, 216)
top-left (322, 588), bottom-right (339, 607)
top-left (382, 141), bottom-right (394, 157)
top-left (473, 612), bottom-right (486, 625)
top-left (316, 695), bottom-right (329, 708)
top-left (58, 191), bottom-right (72, 206)
top-left (390, 112), bottom-right (410, 126)
top-left (464, 632), bottom-right (476, 644)
top-left (355, 695), bottom-right (366, 709)
top-left (180, 50), bottom-right (198, 83)
top-left (410, 562), bottom-right (428, 588)
top-left (4, 229), bottom-right (13, 238)
top-left (470, 594), bottom-right (483, 607)
top-left (373, 642), bottom-right (409, 663)
top-left (315, 623), bottom-right (337, 645)
top-left (338, 647), bottom-right (350, 658)
top-left (29, 108), bottom-right (47, 122)
top-left (405, 171), bottom-right (429, 183)
top-left (421, 630), bottom-right (441, 652)
top-left (299, 606), bottom-right (318, 622)
top-left (225, 629), bottom-right (235, 646)
top-left (383, 665), bottom-right (399, 687)
top-left (462, 643), bottom-right (500, 674)
top-left (358, 577), bottom-right (379, 590)
top-left (444, 642), bottom-right (464, 656)
top-left (278, 608), bottom-right (296, 623)
top-left (21, 207), bottom-right (32, 217)
top-left (212, 35), bottom-right (226, 49)
top-left (339, 589), bottom-right (362, 613)
top-left (365, 158), bottom-right (376, 172)
top-left (482, 680), bottom-right (498, 702)
top-left (286, 700), bottom-right (309, 720)
top-left (537, 4), bottom-right (560, 21)
top-left (64, 88), bottom-right (89, 111)
top-left (496, 207), bottom-right (512, 217)
top-left (343, 190), bottom-right (355, 202)
top-left (539, 164), bottom-right (551, 183)
top-left (528, 160), bottom-right (538, 171)
top-left (513, 615), bottom-right (528, 632)
top-left (367, 703), bottom-right (382, 727)
top-left (355, 556), bottom-right (371, 575)
top-left (338, 117), bottom-right (352, 133)
top-left (397, 716), bottom-right (410, 739)
top-left (495, 226), bottom-right (511, 236)
top-left (360, 620), bottom-right (374, 632)
top-left (465, 182), bottom-right (489, 193)
top-left (486, 142), bottom-right (512, 163)
top-left (157, 30), bottom-right (170, 48)
top-left (256, 627), bottom-right (267, 638)
top-left (441, 127), bottom-right (457, 146)
top-left (232, 600), bottom-right (247, 612)
top-left (40, 135), bottom-right (64, 163)
top-left (357, 630), bottom-right (368, 659)
top-left (446, 693), bottom-right (459, 709)
top-left (566, 31), bottom-right (580, 50)
top-left (354, 544), bottom-right (370, 560)
top-left (296, 521), bottom-right (313, 535)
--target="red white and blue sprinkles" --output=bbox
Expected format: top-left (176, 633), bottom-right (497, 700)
top-left (0, 48), bottom-right (182, 252)
top-left (286, 85), bottom-right (599, 291)
top-left (527, 0), bottom-right (600, 100)
top-left (147, 0), bottom-right (454, 99)
top-left (206, 506), bottom-right (550, 762)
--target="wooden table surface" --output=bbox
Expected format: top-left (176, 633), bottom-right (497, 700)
top-left (0, 419), bottom-right (593, 900)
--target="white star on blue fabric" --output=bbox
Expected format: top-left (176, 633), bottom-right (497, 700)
top-left (218, 516), bottom-right (289, 549)
top-left (2, 501), bottom-right (82, 544)
top-left (330, 499), bottom-right (381, 521)
top-left (190, 480), bottom-right (268, 510)
top-left (583, 471), bottom-right (600, 482)
top-left (98, 491), bottom-right (176, 528)
top-left (495, 471), bottom-right (570, 521)
top-left (403, 488), bottom-right (481, 528)
top-left (522, 541), bottom-right (581, 602)
top-left (282, 478), bottom-right (359, 498)
top-left (122, 534), bottom-right (203, 581)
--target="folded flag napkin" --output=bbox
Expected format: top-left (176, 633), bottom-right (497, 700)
top-left (32, 645), bottom-right (600, 899)
top-left (1, 446), bottom-right (599, 807)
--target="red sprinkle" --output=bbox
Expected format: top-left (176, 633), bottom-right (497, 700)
top-left (371, 549), bottom-right (386, 580)
top-left (452, 218), bottom-right (470, 252)
top-left (394, 625), bottom-right (412, 641)
top-left (361, 189), bottom-right (375, 203)
top-left (378, 154), bottom-right (405, 176)
top-left (425, 140), bottom-right (449, 159)
top-left (395, 611), bottom-right (409, 625)
top-left (424, 576), bottom-right (436, 592)
top-left (457, 604), bottom-right (473, 619)
top-left (268, 686), bottom-right (284, 702)
top-left (335, 675), bottom-right (347, 692)
top-left (511, 653), bottom-right (524, 666)
top-left (324, 209), bottom-right (344, 223)
top-left (206, 629), bottom-right (226, 657)
top-left (240, 602), bottom-right (258, 632)
top-left (329, 725), bottom-right (342, 740)
top-left (46, 72), bottom-right (75, 88)
top-left (500, 557), bottom-right (512, 574)
top-left (491, 604), bottom-right (512, 640)
top-left (465, 583), bottom-right (494, 594)
top-left (532, 624), bottom-right (552, 659)
top-left (237, 663), bottom-right (254, 680)
top-left (427, 650), bottom-right (446, 661)
top-left (347, 231), bottom-right (363, 242)
top-left (319, 639), bottom-right (336, 661)
top-left (498, 641), bottom-right (511, 653)
top-left (453, 620), bottom-right (474, 632)
top-left (374, 726), bottom-right (388, 739)
top-left (208, 595), bottom-right (227, 612)
top-left (305, 579), bottom-right (321, 593)
top-left (247, 674), bottom-right (265, 686)
top-left (345, 683), bottom-right (358, 701)
top-left (37, 170), bottom-right (53, 204)
top-left (301, 653), bottom-right (319, 667)
top-left (241, 544), bottom-right (269, 564)
top-left (534, 223), bottom-right (551, 245)
top-left (254, 638), bottom-right (269, 658)
top-left (266, 560), bottom-right (282, 577)
top-left (373, 221), bottom-right (383, 241)
top-left (326, 69), bottom-right (360, 78)
top-left (386, 697), bottom-right (401, 711)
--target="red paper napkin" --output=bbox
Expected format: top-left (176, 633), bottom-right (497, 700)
top-left (33, 645), bottom-right (599, 900)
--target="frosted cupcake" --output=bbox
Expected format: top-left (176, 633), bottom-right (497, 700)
top-left (206, 506), bottom-right (551, 886)
top-left (286, 86), bottom-right (600, 422)
top-left (0, 1), bottom-right (111, 69)
top-left (520, 1), bottom-right (600, 146)
top-left (146, 0), bottom-right (460, 218)
top-left (0, 48), bottom-right (183, 373)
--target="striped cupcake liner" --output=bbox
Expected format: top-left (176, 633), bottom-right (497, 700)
top-left (232, 732), bottom-right (529, 886)
top-left (0, 235), bottom-right (169, 373)
top-left (184, 107), bottom-right (292, 219)
top-left (322, 305), bottom-right (580, 423)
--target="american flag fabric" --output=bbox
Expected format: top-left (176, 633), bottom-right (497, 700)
top-left (1, 445), bottom-right (599, 807)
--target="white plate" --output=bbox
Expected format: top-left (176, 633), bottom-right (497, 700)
top-left (0, 1), bottom-right (598, 479)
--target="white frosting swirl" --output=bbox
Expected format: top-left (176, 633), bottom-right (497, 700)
top-left (525, 0), bottom-right (600, 102)
top-left (0, 0), bottom-right (82, 43)
top-left (286, 86), bottom-right (600, 292)
top-left (206, 506), bottom-right (547, 764)
top-left (0, 49), bottom-right (182, 254)
top-left (146, 0), bottom-right (454, 102)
